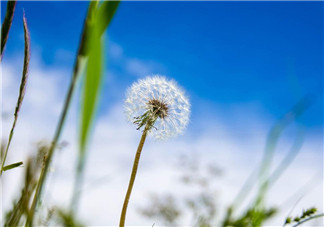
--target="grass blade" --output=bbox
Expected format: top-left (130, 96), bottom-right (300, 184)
top-left (255, 96), bottom-right (312, 207)
top-left (80, 18), bottom-right (103, 156)
top-left (78, 1), bottom-right (120, 56)
top-left (1, 0), bottom-right (17, 59)
top-left (3, 161), bottom-right (23, 171)
top-left (97, 0), bottom-right (120, 35)
top-left (1, 12), bottom-right (30, 175)
top-left (71, 0), bottom-right (120, 211)
top-left (71, 7), bottom-right (104, 211)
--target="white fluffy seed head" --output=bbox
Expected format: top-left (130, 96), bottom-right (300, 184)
top-left (124, 75), bottom-right (190, 140)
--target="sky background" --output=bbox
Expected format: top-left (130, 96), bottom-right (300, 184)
top-left (1, 1), bottom-right (323, 226)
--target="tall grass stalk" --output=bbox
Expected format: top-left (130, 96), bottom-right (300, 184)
top-left (71, 1), bottom-right (103, 210)
top-left (0, 12), bottom-right (30, 176)
top-left (119, 123), bottom-right (151, 227)
top-left (1, 0), bottom-right (16, 59)
top-left (25, 3), bottom-right (94, 225)
top-left (71, 0), bottom-right (120, 213)
top-left (26, 1), bottom-right (119, 225)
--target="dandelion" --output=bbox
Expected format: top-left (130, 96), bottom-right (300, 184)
top-left (119, 75), bottom-right (190, 226)
top-left (124, 75), bottom-right (190, 139)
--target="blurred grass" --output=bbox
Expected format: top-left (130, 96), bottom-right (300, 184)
top-left (72, 1), bottom-right (104, 210)
top-left (72, 0), bottom-right (120, 211)
top-left (5, 144), bottom-right (48, 226)
top-left (231, 96), bottom-right (312, 211)
top-left (79, 2), bottom-right (104, 165)
top-left (2, 161), bottom-right (23, 171)
top-left (224, 96), bottom-right (313, 227)
top-left (79, 0), bottom-right (120, 157)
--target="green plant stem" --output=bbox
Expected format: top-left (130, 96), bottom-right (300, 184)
top-left (1, 118), bottom-right (17, 175)
top-left (292, 213), bottom-right (324, 227)
top-left (119, 123), bottom-right (151, 227)
top-left (25, 27), bottom-right (87, 227)
top-left (2, 161), bottom-right (23, 171)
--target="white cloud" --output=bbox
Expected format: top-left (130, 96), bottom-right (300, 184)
top-left (1, 52), bottom-right (323, 226)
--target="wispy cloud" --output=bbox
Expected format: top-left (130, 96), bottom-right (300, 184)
top-left (108, 40), bottom-right (166, 78)
top-left (125, 58), bottom-right (164, 77)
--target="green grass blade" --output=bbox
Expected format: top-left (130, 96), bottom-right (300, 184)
top-left (78, 1), bottom-right (120, 57)
top-left (1, 0), bottom-right (17, 59)
top-left (3, 161), bottom-right (23, 171)
top-left (80, 18), bottom-right (103, 156)
top-left (70, 0), bottom-right (120, 212)
top-left (97, 0), bottom-right (120, 35)
top-left (79, 0), bottom-right (120, 153)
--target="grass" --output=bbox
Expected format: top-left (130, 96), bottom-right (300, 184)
top-left (0, 10), bottom-right (30, 176)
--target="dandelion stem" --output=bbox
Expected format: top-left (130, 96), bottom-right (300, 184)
top-left (119, 123), bottom-right (151, 227)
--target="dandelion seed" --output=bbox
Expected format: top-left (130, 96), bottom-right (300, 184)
top-left (124, 75), bottom-right (190, 140)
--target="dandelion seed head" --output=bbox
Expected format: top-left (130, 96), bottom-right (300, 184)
top-left (124, 75), bottom-right (190, 140)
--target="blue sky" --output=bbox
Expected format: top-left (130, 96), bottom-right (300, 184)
top-left (2, 1), bottom-right (323, 129)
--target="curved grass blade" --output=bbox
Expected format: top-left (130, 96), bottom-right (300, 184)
top-left (254, 96), bottom-right (312, 207)
top-left (71, 1), bottom-right (120, 211)
top-left (78, 1), bottom-right (120, 56)
top-left (0, 12), bottom-right (30, 175)
top-left (71, 10), bottom-right (104, 211)
top-left (80, 20), bottom-right (103, 156)
top-left (97, 0), bottom-right (120, 35)
top-left (1, 0), bottom-right (17, 59)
